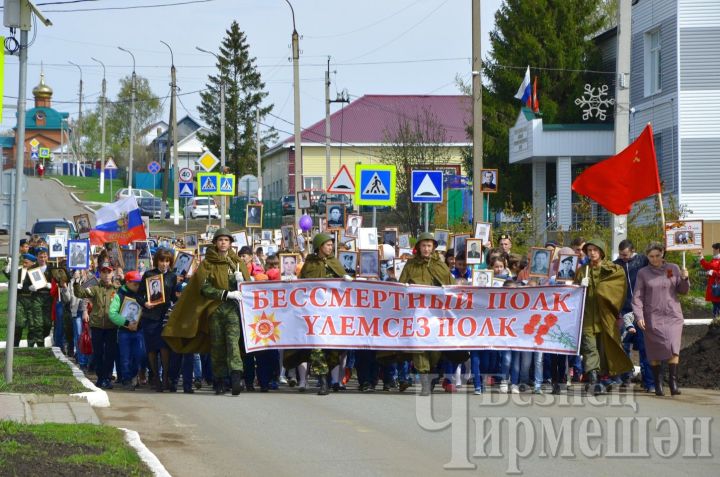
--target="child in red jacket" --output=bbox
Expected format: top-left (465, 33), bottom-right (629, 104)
top-left (699, 243), bottom-right (720, 319)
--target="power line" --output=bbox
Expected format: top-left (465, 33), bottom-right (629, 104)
top-left (42, 0), bottom-right (215, 12)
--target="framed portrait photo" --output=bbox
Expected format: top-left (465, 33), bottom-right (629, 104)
top-left (326, 203), bottom-right (346, 231)
top-left (105, 242), bottom-right (123, 269)
top-left (28, 267), bottom-right (48, 289)
top-left (434, 229), bottom-right (450, 252)
top-left (183, 233), bottom-right (199, 249)
top-left (557, 253), bottom-right (580, 281)
top-left (398, 247), bottom-right (413, 257)
top-left (261, 229), bottom-right (273, 242)
top-left (120, 297), bottom-right (142, 324)
top-left (452, 233), bottom-right (470, 254)
top-left (358, 249), bottom-right (380, 279)
top-left (145, 274), bottom-right (166, 306)
top-left (393, 259), bottom-right (407, 278)
top-left (382, 228), bottom-right (398, 248)
top-left (472, 269), bottom-right (493, 287)
top-left (48, 234), bottom-right (66, 258)
top-left (279, 253), bottom-right (300, 279)
top-left (173, 250), bottom-right (195, 276)
top-left (474, 222), bottom-right (492, 243)
top-left (465, 238), bottom-right (483, 265)
top-left (67, 240), bottom-right (90, 269)
top-left (345, 214), bottom-right (362, 238)
top-left (479, 168), bottom-right (498, 193)
top-left (232, 231), bottom-right (249, 248)
top-left (80, 275), bottom-right (98, 290)
top-left (137, 259), bottom-right (151, 275)
top-left (121, 249), bottom-right (138, 272)
top-left (246, 204), bottom-right (263, 228)
top-left (198, 243), bottom-right (211, 262)
top-left (157, 236), bottom-right (173, 250)
top-left (529, 247), bottom-right (552, 278)
top-left (398, 233), bottom-right (411, 249)
top-left (73, 213), bottom-right (92, 234)
top-left (319, 218), bottom-right (328, 233)
top-left (665, 220), bottom-right (704, 252)
top-left (338, 251), bottom-right (358, 276)
top-left (54, 227), bottom-right (70, 243)
top-left (280, 225), bottom-right (296, 250)
top-left (492, 278), bottom-right (507, 288)
top-left (297, 190), bottom-right (312, 210)
top-left (206, 224), bottom-right (220, 240)
top-left (344, 239), bottom-right (357, 252)
top-left (134, 240), bottom-right (151, 260)
top-left (357, 227), bottom-right (378, 250)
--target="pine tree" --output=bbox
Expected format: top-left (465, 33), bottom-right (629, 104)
top-left (198, 21), bottom-right (275, 178)
top-left (465, 0), bottom-right (610, 207)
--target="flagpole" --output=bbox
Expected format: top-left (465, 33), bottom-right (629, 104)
top-left (657, 192), bottom-right (666, 226)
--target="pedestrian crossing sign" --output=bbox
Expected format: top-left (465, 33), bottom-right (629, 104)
top-left (411, 170), bottom-right (443, 203)
top-left (218, 174), bottom-right (236, 196)
top-left (197, 172), bottom-right (219, 196)
top-left (355, 164), bottom-right (396, 207)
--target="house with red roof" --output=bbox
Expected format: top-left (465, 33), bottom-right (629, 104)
top-left (261, 94), bottom-right (471, 200)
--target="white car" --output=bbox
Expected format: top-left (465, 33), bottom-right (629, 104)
top-left (115, 188), bottom-right (155, 201)
top-left (184, 197), bottom-right (219, 219)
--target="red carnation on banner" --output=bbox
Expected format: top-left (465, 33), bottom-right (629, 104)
top-left (571, 124), bottom-right (661, 215)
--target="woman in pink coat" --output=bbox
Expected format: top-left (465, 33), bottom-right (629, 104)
top-left (699, 242), bottom-right (720, 319)
top-left (631, 242), bottom-right (689, 396)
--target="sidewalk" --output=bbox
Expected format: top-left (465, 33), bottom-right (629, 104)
top-left (0, 392), bottom-right (100, 424)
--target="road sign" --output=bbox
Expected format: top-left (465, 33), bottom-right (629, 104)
top-left (147, 161), bottom-right (161, 174)
top-left (197, 151), bottom-right (220, 172)
top-left (179, 167), bottom-right (194, 183)
top-left (355, 164), bottom-right (396, 207)
top-left (29, 138), bottom-right (39, 149)
top-left (30, 151), bottom-right (39, 161)
top-left (104, 158), bottom-right (118, 170)
top-left (218, 174), bottom-right (236, 196)
top-left (197, 172), bottom-right (219, 196)
top-left (327, 164), bottom-right (355, 194)
top-left (178, 182), bottom-right (195, 198)
top-left (38, 147), bottom-right (50, 159)
top-left (411, 170), bottom-right (443, 203)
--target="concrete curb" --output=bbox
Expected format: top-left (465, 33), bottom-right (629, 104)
top-left (49, 177), bottom-right (103, 213)
top-left (120, 427), bottom-right (172, 477)
top-left (51, 346), bottom-right (110, 408)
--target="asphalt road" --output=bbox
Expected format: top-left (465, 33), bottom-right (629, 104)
top-left (97, 384), bottom-right (720, 477)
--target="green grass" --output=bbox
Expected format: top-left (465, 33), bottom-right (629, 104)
top-left (0, 348), bottom-right (86, 394)
top-left (0, 421), bottom-right (152, 476)
top-left (53, 176), bottom-right (162, 203)
top-left (0, 289), bottom-right (7, 342)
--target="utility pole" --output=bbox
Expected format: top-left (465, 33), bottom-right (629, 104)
top-left (471, 0), bottom-right (484, 225)
top-left (610, 0), bottom-right (632, 259)
top-left (160, 41), bottom-right (180, 224)
top-left (325, 57), bottom-right (331, 189)
top-left (5, 0), bottom-right (52, 383)
top-left (285, 0), bottom-right (302, 225)
top-left (69, 61), bottom-right (82, 176)
top-left (256, 108), bottom-right (262, 202)
top-left (91, 57), bottom-right (107, 195)
top-left (119, 47), bottom-right (136, 191)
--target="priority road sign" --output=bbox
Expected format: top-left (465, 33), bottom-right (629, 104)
top-left (104, 158), bottom-right (118, 170)
top-left (179, 167), bottom-right (194, 183)
top-left (178, 182), bottom-right (195, 198)
top-left (197, 172), bottom-right (219, 196)
top-left (411, 170), bottom-right (443, 203)
top-left (327, 164), bottom-right (355, 194)
top-left (197, 151), bottom-right (220, 172)
top-left (218, 174), bottom-right (235, 196)
top-left (29, 138), bottom-right (39, 149)
top-left (38, 147), bottom-right (50, 159)
top-left (148, 161), bottom-right (161, 174)
top-left (355, 164), bottom-right (396, 207)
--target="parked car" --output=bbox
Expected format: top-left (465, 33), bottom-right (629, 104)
top-left (313, 193), bottom-right (353, 214)
top-left (115, 188), bottom-right (156, 202)
top-left (138, 198), bottom-right (171, 219)
top-left (281, 195), bottom-right (295, 215)
top-left (30, 218), bottom-right (77, 240)
top-left (183, 197), bottom-right (219, 219)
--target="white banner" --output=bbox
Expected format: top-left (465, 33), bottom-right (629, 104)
top-left (239, 280), bottom-right (586, 355)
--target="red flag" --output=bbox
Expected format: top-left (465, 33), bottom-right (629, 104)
top-left (532, 76), bottom-right (539, 113)
top-left (571, 124), bottom-right (661, 215)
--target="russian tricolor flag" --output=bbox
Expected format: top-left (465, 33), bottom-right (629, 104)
top-left (89, 196), bottom-right (147, 245)
top-left (514, 66), bottom-right (539, 113)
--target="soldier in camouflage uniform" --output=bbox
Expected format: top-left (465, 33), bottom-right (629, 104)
top-left (3, 253), bottom-right (43, 347)
top-left (298, 233), bottom-right (352, 395)
top-left (398, 232), bottom-right (455, 396)
top-left (199, 228), bottom-right (251, 395)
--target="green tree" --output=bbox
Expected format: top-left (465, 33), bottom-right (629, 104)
top-left (463, 0), bottom-right (610, 207)
top-left (198, 21), bottom-right (275, 177)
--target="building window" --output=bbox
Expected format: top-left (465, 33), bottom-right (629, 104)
top-left (303, 176), bottom-right (323, 191)
top-left (654, 132), bottom-right (663, 177)
top-left (644, 29), bottom-right (662, 96)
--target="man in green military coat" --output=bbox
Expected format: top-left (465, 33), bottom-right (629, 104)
top-left (575, 238), bottom-right (634, 395)
top-left (398, 232), bottom-right (454, 396)
top-left (297, 233), bottom-right (351, 395)
top-left (162, 228), bottom-right (250, 395)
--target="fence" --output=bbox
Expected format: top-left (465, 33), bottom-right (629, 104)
top-left (229, 197), bottom-right (283, 229)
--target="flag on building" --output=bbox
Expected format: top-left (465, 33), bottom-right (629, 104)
top-left (571, 124), bottom-right (661, 215)
top-left (514, 66), bottom-right (532, 108)
top-left (89, 196), bottom-right (147, 245)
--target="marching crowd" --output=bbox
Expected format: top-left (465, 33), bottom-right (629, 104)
top-left (6, 228), bottom-right (720, 398)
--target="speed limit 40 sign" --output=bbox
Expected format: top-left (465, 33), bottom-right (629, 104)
top-left (179, 168), bottom-right (194, 183)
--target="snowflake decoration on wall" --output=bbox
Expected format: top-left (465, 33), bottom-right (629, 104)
top-left (574, 84), bottom-right (615, 121)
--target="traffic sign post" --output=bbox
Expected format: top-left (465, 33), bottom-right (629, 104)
top-left (105, 158), bottom-right (118, 200)
top-left (355, 164), bottom-right (396, 228)
top-left (411, 170), bottom-right (444, 233)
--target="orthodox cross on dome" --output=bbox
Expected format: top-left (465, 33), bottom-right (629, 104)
top-left (574, 84), bottom-right (614, 121)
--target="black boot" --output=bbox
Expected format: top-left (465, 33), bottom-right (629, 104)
top-left (230, 371), bottom-right (245, 395)
top-left (589, 370), bottom-right (604, 396)
top-left (213, 379), bottom-right (225, 395)
top-left (317, 376), bottom-right (329, 395)
top-left (651, 365), bottom-right (665, 396)
top-left (420, 374), bottom-right (431, 396)
top-left (668, 363), bottom-right (681, 396)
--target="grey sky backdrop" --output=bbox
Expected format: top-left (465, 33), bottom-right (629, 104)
top-left (2, 0), bottom-right (502, 142)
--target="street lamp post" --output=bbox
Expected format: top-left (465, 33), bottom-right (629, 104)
top-left (118, 47), bottom-right (136, 191)
top-left (196, 46), bottom-right (227, 227)
top-left (68, 61), bottom-right (83, 177)
top-left (91, 57), bottom-right (107, 195)
top-left (161, 41), bottom-right (181, 225)
top-left (284, 0), bottom-right (302, 226)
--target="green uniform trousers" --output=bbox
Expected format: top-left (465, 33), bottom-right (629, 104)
top-left (14, 294), bottom-right (38, 346)
top-left (209, 302), bottom-right (244, 379)
top-left (283, 349), bottom-right (340, 377)
top-left (37, 293), bottom-right (52, 338)
top-left (580, 331), bottom-right (606, 374)
top-left (376, 351), bottom-right (442, 374)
